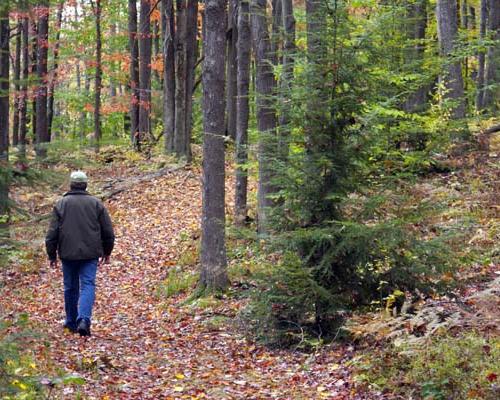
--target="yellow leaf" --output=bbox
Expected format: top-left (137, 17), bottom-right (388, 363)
top-left (174, 386), bottom-right (184, 392)
top-left (175, 373), bottom-right (185, 380)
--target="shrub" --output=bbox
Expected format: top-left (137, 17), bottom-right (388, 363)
top-left (354, 332), bottom-right (500, 400)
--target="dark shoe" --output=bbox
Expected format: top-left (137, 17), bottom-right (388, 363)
top-left (63, 323), bottom-right (77, 334)
top-left (77, 319), bottom-right (91, 337)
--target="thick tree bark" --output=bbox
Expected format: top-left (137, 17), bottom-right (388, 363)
top-left (138, 0), bottom-right (152, 150)
top-left (129, 0), bottom-right (140, 148)
top-left (12, 19), bottom-right (22, 146)
top-left (225, 0), bottom-right (238, 140)
top-left (436, 0), bottom-right (466, 119)
top-left (235, 0), bottom-right (251, 225)
top-left (47, 0), bottom-right (63, 141)
top-left (19, 14), bottom-right (29, 154)
top-left (0, 0), bottom-right (9, 224)
top-left (279, 0), bottom-right (295, 158)
top-left (251, 0), bottom-right (277, 234)
top-left (35, 0), bottom-right (50, 158)
top-left (162, 0), bottom-right (176, 153)
top-left (482, 0), bottom-right (499, 110)
top-left (200, 0), bottom-right (229, 291)
top-left (93, 0), bottom-right (102, 149)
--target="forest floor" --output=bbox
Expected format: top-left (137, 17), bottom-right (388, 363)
top-left (1, 140), bottom-right (499, 399)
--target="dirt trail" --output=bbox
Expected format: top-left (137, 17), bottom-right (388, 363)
top-left (1, 166), bottom-right (360, 399)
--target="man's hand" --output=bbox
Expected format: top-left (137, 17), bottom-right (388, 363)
top-left (50, 259), bottom-right (58, 268)
top-left (99, 256), bottom-right (110, 266)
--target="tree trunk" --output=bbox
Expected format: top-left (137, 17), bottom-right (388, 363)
top-left (74, 2), bottom-right (85, 140)
top-left (482, 0), bottom-right (499, 110)
top-left (279, 0), bottom-right (295, 158)
top-left (162, 0), bottom-right (175, 153)
top-left (35, 0), bottom-right (50, 158)
top-left (225, 0), bottom-right (238, 140)
top-left (47, 0), bottom-right (63, 141)
top-left (461, 0), bottom-right (468, 28)
top-left (183, 0), bottom-right (198, 161)
top-left (19, 13), bottom-right (29, 155)
top-left (138, 0), bottom-right (152, 151)
top-left (404, 0), bottom-right (428, 113)
top-left (305, 0), bottom-right (328, 153)
top-left (174, 0), bottom-right (187, 158)
top-left (0, 0), bottom-right (9, 226)
top-left (153, 20), bottom-right (161, 85)
top-left (270, 0), bottom-right (282, 66)
top-left (30, 20), bottom-right (37, 144)
top-left (235, 0), bottom-right (251, 225)
top-left (12, 19), bottom-right (22, 147)
top-left (200, 0), bottom-right (229, 291)
top-left (93, 0), bottom-right (102, 150)
top-left (436, 0), bottom-right (466, 119)
top-left (251, 0), bottom-right (277, 234)
top-left (129, 0), bottom-right (140, 148)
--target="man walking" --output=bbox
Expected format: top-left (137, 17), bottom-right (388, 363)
top-left (46, 171), bottom-right (115, 337)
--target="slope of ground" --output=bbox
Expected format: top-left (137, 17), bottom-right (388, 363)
top-left (1, 158), bottom-right (365, 399)
top-left (1, 140), bottom-right (498, 399)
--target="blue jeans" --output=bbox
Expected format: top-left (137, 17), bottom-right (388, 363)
top-left (62, 259), bottom-right (98, 329)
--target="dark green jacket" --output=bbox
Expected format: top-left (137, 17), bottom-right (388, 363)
top-left (45, 190), bottom-right (115, 261)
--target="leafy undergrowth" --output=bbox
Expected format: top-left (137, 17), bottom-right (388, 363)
top-left (1, 140), bottom-right (498, 399)
top-left (1, 146), bottom-right (370, 399)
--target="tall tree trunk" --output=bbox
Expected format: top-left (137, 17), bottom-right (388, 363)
top-left (461, 0), bottom-right (469, 97)
top-left (475, 0), bottom-right (487, 110)
top-left (35, 0), bottom-right (50, 158)
top-left (235, 0), bottom-right (251, 225)
top-left (0, 0), bottom-right (10, 228)
top-left (173, 0), bottom-right (197, 160)
top-left (225, 0), bottom-right (237, 140)
top-left (129, 0), bottom-right (140, 148)
top-left (162, 0), bottom-right (175, 153)
top-left (305, 0), bottom-right (327, 153)
top-left (47, 0), bottom-right (63, 141)
top-left (482, 0), bottom-right (499, 110)
top-left (436, 0), bottom-right (466, 119)
top-left (153, 20), bottom-right (161, 85)
top-left (270, 0), bottom-right (282, 65)
top-left (174, 0), bottom-right (187, 157)
top-left (138, 0), bottom-right (152, 151)
top-left (12, 19), bottom-right (22, 147)
top-left (404, 0), bottom-right (428, 113)
top-left (93, 0), bottom-right (102, 150)
top-left (184, 0), bottom-right (198, 161)
top-left (74, 2), bottom-right (86, 140)
top-left (19, 13), bottom-right (29, 155)
top-left (461, 0), bottom-right (468, 28)
top-left (200, 0), bottom-right (229, 291)
top-left (30, 20), bottom-right (37, 144)
top-left (279, 0), bottom-right (295, 158)
top-left (251, 0), bottom-right (277, 234)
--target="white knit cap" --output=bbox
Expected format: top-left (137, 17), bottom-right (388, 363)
top-left (70, 170), bottom-right (88, 183)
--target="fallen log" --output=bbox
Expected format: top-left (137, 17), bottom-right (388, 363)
top-left (98, 164), bottom-right (186, 201)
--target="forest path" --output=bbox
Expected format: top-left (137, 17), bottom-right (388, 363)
top-left (1, 164), bottom-right (360, 399)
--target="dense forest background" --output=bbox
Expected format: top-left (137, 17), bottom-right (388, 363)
top-left (0, 0), bottom-right (499, 398)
